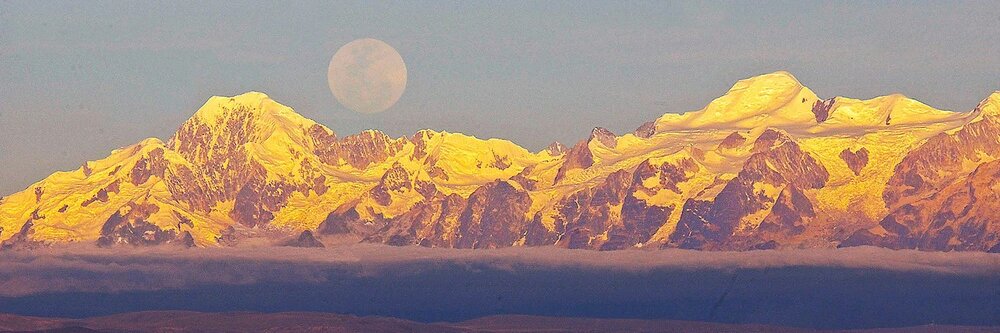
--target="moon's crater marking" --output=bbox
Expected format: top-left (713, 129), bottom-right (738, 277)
top-left (327, 38), bottom-right (407, 114)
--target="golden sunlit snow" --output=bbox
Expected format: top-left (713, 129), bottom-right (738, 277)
top-left (1, 72), bottom-right (994, 248)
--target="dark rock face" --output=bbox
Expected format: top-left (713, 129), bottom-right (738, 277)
top-left (96, 202), bottom-right (188, 247)
top-left (545, 141), bottom-right (567, 156)
top-left (338, 180), bottom-right (535, 249)
top-left (162, 100), bottom-right (412, 232)
top-left (81, 180), bottom-right (121, 207)
top-left (230, 178), bottom-right (291, 228)
top-left (757, 185), bottom-right (814, 235)
top-left (509, 166), bottom-right (538, 191)
top-left (603, 158), bottom-right (701, 250)
top-left (664, 200), bottom-right (713, 249)
top-left (418, 194), bottom-right (468, 247)
top-left (371, 163), bottom-right (412, 206)
top-left (884, 113), bottom-right (1000, 207)
top-left (752, 129), bottom-right (785, 153)
top-left (554, 169), bottom-right (633, 249)
top-left (839, 148), bottom-right (869, 176)
top-left (310, 126), bottom-right (405, 169)
top-left (215, 226), bottom-right (240, 246)
top-left (427, 164), bottom-right (449, 181)
top-left (455, 181), bottom-right (532, 249)
top-left (554, 140), bottom-right (595, 183)
top-left (319, 146), bottom-right (790, 251)
top-left (838, 228), bottom-right (883, 248)
top-left (169, 104), bottom-right (265, 207)
top-left (633, 121), bottom-right (656, 138)
top-left (130, 148), bottom-right (167, 185)
top-left (282, 230), bottom-right (325, 248)
top-left (312, 175), bottom-right (329, 196)
top-left (0, 220), bottom-right (42, 251)
top-left (162, 165), bottom-right (212, 212)
top-left (166, 103), bottom-right (303, 225)
top-left (988, 242), bottom-right (1000, 253)
top-left (415, 180), bottom-right (438, 200)
top-left (843, 109), bottom-right (1000, 251)
top-left (317, 204), bottom-right (365, 235)
top-left (590, 127), bottom-right (618, 148)
top-left (491, 153), bottom-right (512, 170)
top-left (409, 130), bottom-right (432, 160)
top-left (843, 159), bottom-right (1000, 251)
top-left (523, 215), bottom-right (558, 246)
top-left (718, 132), bottom-right (746, 150)
top-left (526, 157), bottom-right (702, 250)
top-left (179, 231), bottom-right (196, 248)
top-left (669, 130), bottom-right (828, 250)
top-left (372, 201), bottom-right (438, 247)
top-left (811, 98), bottom-right (836, 122)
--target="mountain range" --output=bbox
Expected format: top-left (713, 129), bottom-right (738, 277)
top-left (2, 71), bottom-right (999, 252)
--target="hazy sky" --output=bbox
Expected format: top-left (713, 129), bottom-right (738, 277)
top-left (1, 1), bottom-right (998, 195)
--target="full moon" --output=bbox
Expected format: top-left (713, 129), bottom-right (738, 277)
top-left (327, 38), bottom-right (407, 114)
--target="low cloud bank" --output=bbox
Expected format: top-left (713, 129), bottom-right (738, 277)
top-left (1, 243), bottom-right (998, 297)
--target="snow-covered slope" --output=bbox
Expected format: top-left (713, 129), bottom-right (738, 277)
top-left (654, 71), bottom-right (820, 130)
top-left (2, 72), bottom-right (997, 252)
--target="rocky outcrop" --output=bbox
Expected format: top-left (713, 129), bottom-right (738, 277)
top-left (811, 98), bottom-right (836, 122)
top-left (545, 141), bottom-right (567, 156)
top-left (230, 177), bottom-right (292, 228)
top-left (590, 127), bottom-right (618, 148)
top-left (551, 169), bottom-right (634, 249)
top-left (842, 155), bottom-right (1000, 251)
top-left (282, 230), bottom-right (325, 248)
top-left (842, 97), bottom-right (1000, 251)
top-left (718, 132), bottom-right (746, 150)
top-left (311, 128), bottom-right (406, 169)
top-left (756, 185), bottom-right (814, 236)
top-left (326, 179), bottom-right (531, 249)
top-left (602, 161), bottom-right (683, 250)
top-left (633, 121), bottom-right (656, 138)
top-left (839, 148), bottom-right (869, 176)
top-left (4, 79), bottom-right (1000, 253)
top-left (509, 166), bottom-right (538, 191)
top-left (668, 130), bottom-right (828, 250)
top-left (883, 114), bottom-right (1000, 207)
top-left (455, 181), bottom-right (532, 249)
top-left (371, 163), bottom-right (412, 206)
top-left (317, 204), bottom-right (369, 236)
top-left (0, 220), bottom-right (43, 251)
top-left (96, 202), bottom-right (190, 247)
top-left (526, 157), bottom-right (701, 250)
top-left (319, 190), bottom-right (466, 248)
top-left (81, 180), bottom-right (121, 207)
top-left (129, 148), bottom-right (167, 185)
top-left (165, 101), bottom-right (308, 225)
top-left (554, 140), bottom-right (595, 183)
top-left (169, 104), bottom-right (266, 207)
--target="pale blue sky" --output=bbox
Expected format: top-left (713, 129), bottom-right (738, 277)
top-left (1, 1), bottom-right (998, 194)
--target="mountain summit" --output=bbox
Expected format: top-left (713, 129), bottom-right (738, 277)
top-left (2, 71), bottom-right (998, 252)
top-left (654, 71), bottom-right (818, 129)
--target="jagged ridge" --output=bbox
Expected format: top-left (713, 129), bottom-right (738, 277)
top-left (1, 73), bottom-right (997, 252)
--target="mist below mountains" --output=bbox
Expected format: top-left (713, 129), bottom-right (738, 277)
top-left (1, 244), bottom-right (998, 330)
